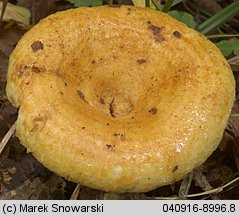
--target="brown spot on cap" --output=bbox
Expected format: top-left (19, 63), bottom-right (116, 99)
top-left (109, 98), bottom-right (116, 118)
top-left (17, 65), bottom-right (28, 77)
top-left (120, 134), bottom-right (126, 141)
top-left (148, 24), bottom-right (165, 42)
top-left (31, 41), bottom-right (43, 51)
top-left (106, 144), bottom-right (115, 151)
top-left (32, 66), bottom-right (46, 73)
top-left (173, 31), bottom-right (181, 38)
top-left (32, 67), bottom-right (40, 73)
top-left (82, 127), bottom-right (85, 129)
top-left (113, 133), bottom-right (126, 141)
top-left (55, 70), bottom-right (62, 77)
top-left (172, 165), bottom-right (178, 173)
top-left (92, 60), bottom-right (96, 64)
top-left (137, 59), bottom-right (147, 64)
top-left (77, 90), bottom-right (85, 100)
top-left (31, 115), bottom-right (48, 132)
top-left (149, 107), bottom-right (157, 115)
top-left (127, 8), bottom-right (131, 15)
top-left (100, 98), bottom-right (105, 104)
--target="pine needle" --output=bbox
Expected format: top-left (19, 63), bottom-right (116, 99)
top-left (154, 176), bottom-right (239, 199)
top-left (0, 121), bottom-right (16, 154)
top-left (70, 184), bottom-right (81, 200)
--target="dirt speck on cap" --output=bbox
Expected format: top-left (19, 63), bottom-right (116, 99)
top-left (106, 144), bottom-right (115, 151)
top-left (173, 31), bottom-right (181, 38)
top-left (100, 98), bottom-right (105, 104)
top-left (137, 59), bottom-right (146, 64)
top-left (149, 107), bottom-right (157, 115)
top-left (148, 24), bottom-right (165, 42)
top-left (31, 41), bottom-right (43, 51)
top-left (32, 66), bottom-right (46, 73)
top-left (172, 165), bottom-right (178, 173)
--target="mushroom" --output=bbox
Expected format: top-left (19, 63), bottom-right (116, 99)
top-left (6, 6), bottom-right (235, 192)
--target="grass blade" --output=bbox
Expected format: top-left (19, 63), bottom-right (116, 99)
top-left (198, 0), bottom-right (239, 34)
top-left (162, 0), bottom-right (174, 13)
top-left (151, 0), bottom-right (161, 11)
top-left (207, 34), bottom-right (239, 39)
top-left (145, 0), bottom-right (150, 7)
top-left (172, 0), bottom-right (183, 7)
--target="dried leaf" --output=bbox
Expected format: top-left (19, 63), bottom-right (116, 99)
top-left (193, 166), bottom-right (219, 199)
top-left (228, 56), bottom-right (239, 72)
top-left (232, 139), bottom-right (239, 171)
top-left (0, 26), bottom-right (25, 55)
top-left (191, 0), bottom-right (221, 15)
top-left (37, 174), bottom-right (67, 199)
top-left (18, 0), bottom-right (56, 24)
top-left (1, 174), bottom-right (67, 200)
top-left (218, 131), bottom-right (233, 151)
top-left (0, 0), bottom-right (8, 25)
top-left (0, 25), bottom-right (25, 94)
top-left (0, 178), bottom-right (41, 199)
top-left (218, 101), bottom-right (239, 151)
top-left (0, 2), bottom-right (30, 25)
top-left (0, 159), bottom-right (26, 196)
top-left (193, 167), bottom-right (214, 191)
top-left (206, 165), bottom-right (233, 188)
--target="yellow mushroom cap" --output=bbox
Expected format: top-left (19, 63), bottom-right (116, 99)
top-left (6, 6), bottom-right (235, 192)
